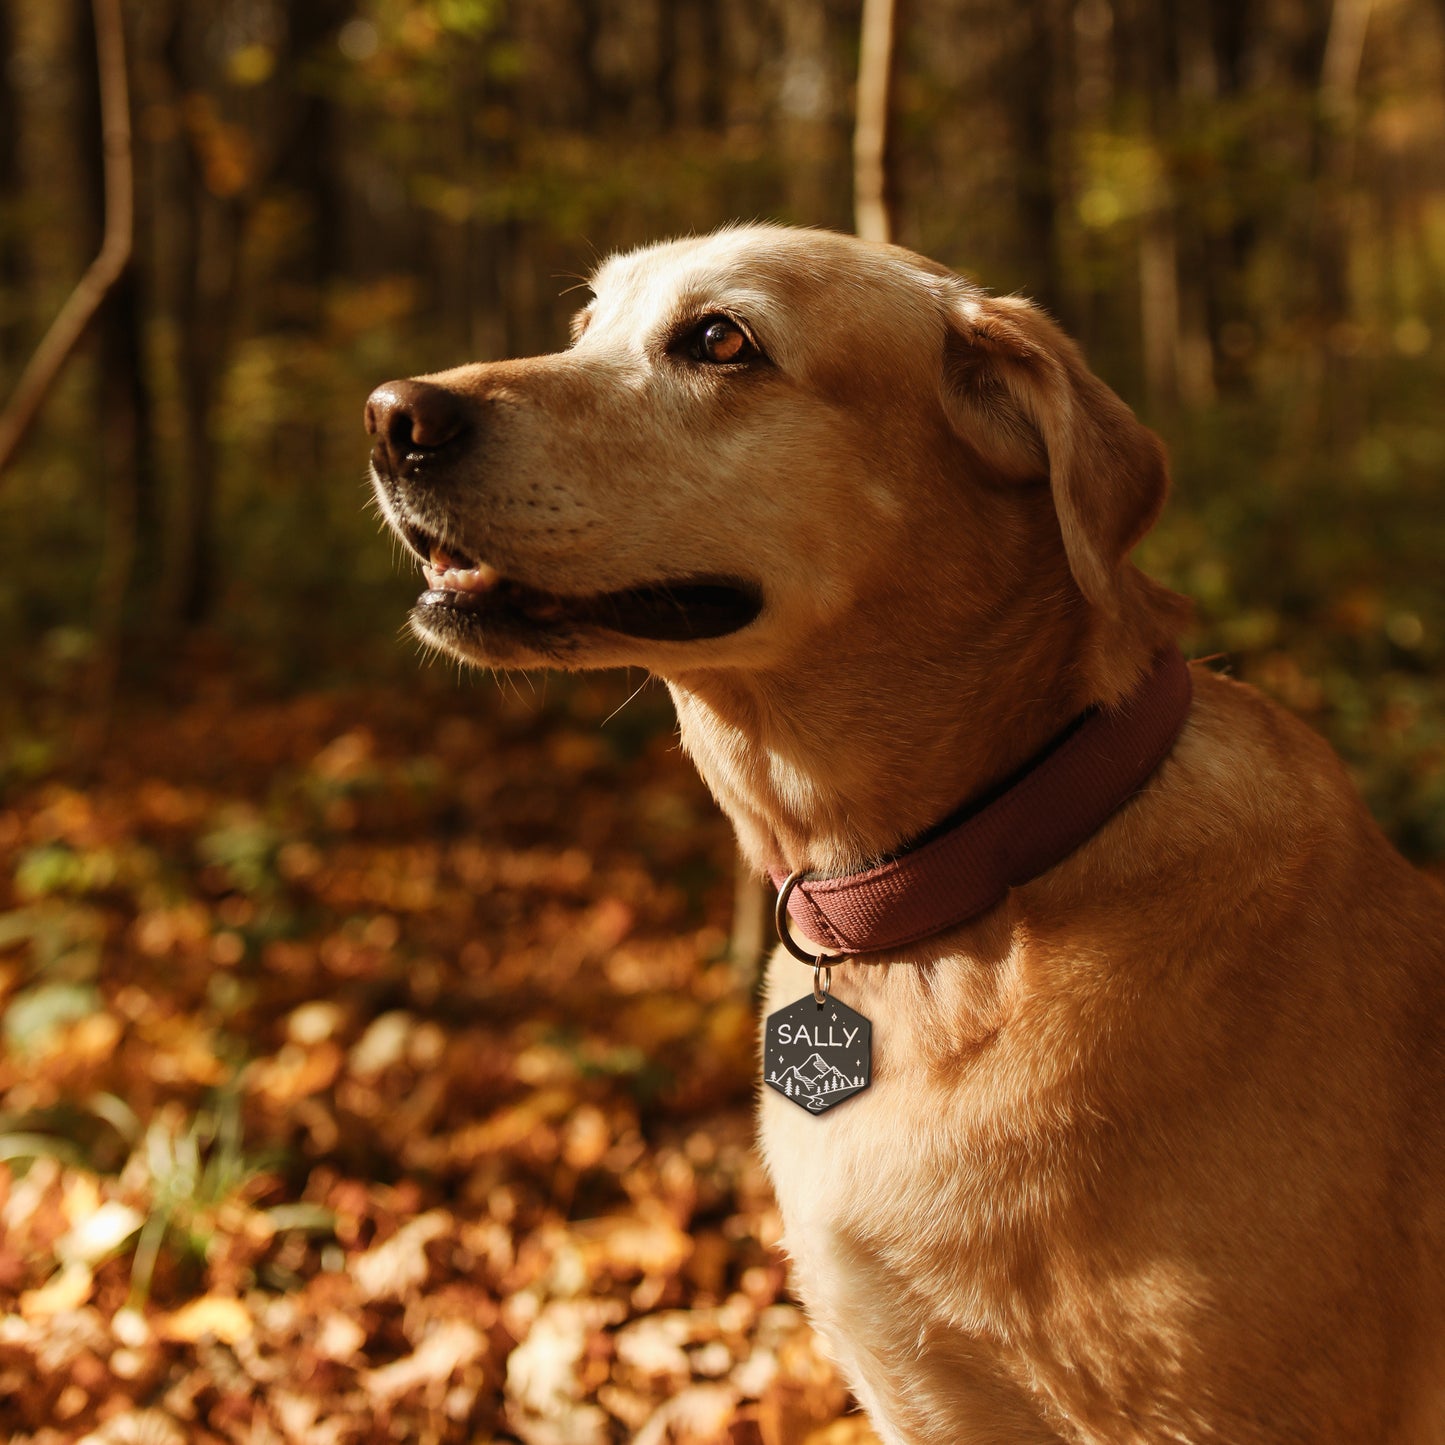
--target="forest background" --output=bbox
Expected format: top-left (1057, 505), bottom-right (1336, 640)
top-left (1, 1), bottom-right (1443, 1442)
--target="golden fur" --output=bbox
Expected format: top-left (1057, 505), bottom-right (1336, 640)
top-left (370, 225), bottom-right (1445, 1442)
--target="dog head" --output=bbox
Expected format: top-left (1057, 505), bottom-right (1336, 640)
top-left (367, 225), bottom-right (1186, 698)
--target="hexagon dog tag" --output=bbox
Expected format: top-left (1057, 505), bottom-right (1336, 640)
top-left (763, 995), bottom-right (871, 1114)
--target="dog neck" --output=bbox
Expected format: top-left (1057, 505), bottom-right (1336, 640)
top-left (669, 633), bottom-right (1083, 878)
top-left (667, 567), bottom-right (1184, 880)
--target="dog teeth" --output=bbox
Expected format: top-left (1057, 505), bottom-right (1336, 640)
top-left (423, 547), bottom-right (499, 594)
top-left (436, 563), bottom-right (500, 594)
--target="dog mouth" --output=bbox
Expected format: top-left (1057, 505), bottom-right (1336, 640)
top-left (404, 530), bottom-right (762, 644)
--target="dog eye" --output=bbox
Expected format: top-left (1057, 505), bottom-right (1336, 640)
top-left (690, 316), bottom-right (757, 365)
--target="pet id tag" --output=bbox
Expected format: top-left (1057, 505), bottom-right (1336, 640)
top-left (767, 872), bottom-right (873, 1114)
top-left (764, 988), bottom-right (872, 1114)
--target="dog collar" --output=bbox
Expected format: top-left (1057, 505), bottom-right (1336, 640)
top-left (769, 646), bottom-right (1193, 959)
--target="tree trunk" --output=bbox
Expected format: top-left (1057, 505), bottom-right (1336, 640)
top-left (1009, 0), bottom-right (1064, 314)
top-left (1314, 0), bottom-right (1374, 446)
top-left (166, 190), bottom-right (241, 628)
top-left (266, 4), bottom-right (349, 504)
top-left (778, 0), bottom-right (837, 226)
top-left (1138, 208), bottom-right (1181, 407)
top-left (1170, 3), bottom-right (1217, 406)
top-left (270, 3), bottom-right (350, 325)
top-left (0, 0), bottom-right (134, 478)
top-left (1120, 0), bottom-right (1184, 408)
top-left (156, 8), bottom-right (242, 628)
top-left (854, 0), bottom-right (899, 243)
top-left (0, 4), bottom-right (23, 378)
top-left (75, 0), bottom-right (154, 676)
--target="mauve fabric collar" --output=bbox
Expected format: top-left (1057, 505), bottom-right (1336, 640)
top-left (768, 646), bottom-right (1194, 958)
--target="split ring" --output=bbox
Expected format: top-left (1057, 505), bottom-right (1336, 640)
top-left (812, 961), bottom-right (832, 1005)
top-left (774, 869), bottom-right (850, 971)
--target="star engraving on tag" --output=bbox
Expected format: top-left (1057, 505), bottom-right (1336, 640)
top-left (763, 995), bottom-right (871, 1114)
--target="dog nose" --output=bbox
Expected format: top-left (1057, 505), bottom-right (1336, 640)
top-left (365, 379), bottom-right (468, 472)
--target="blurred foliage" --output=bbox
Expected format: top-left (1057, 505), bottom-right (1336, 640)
top-left (0, 668), bottom-right (866, 1441)
top-left (0, 0), bottom-right (1438, 855)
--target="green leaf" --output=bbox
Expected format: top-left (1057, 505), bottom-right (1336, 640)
top-left (3, 981), bottom-right (102, 1051)
top-left (0, 1131), bottom-right (86, 1166)
top-left (264, 1203), bottom-right (337, 1234)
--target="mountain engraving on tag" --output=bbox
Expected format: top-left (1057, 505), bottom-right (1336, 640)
top-left (763, 995), bottom-right (871, 1114)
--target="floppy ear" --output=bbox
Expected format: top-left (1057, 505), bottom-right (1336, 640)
top-left (940, 291), bottom-right (1170, 619)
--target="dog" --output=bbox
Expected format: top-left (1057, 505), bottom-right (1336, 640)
top-left (366, 225), bottom-right (1445, 1443)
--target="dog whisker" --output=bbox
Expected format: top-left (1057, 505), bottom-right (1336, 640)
top-left (602, 671), bottom-right (652, 728)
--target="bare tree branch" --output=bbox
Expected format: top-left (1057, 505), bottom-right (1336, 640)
top-left (0, 0), bottom-right (133, 476)
top-left (853, 0), bottom-right (898, 243)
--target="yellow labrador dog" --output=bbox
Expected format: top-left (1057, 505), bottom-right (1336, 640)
top-left (366, 226), bottom-right (1445, 1443)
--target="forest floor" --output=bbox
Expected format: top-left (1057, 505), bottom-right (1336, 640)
top-left (0, 659), bottom-right (879, 1444)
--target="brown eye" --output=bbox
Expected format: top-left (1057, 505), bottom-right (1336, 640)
top-left (692, 316), bottom-right (756, 364)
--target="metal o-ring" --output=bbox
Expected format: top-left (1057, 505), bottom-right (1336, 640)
top-left (774, 869), bottom-right (849, 969)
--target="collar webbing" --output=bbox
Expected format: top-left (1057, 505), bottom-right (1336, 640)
top-left (769, 647), bottom-right (1193, 957)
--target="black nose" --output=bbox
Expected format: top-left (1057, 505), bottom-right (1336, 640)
top-left (364, 379), bottom-right (468, 473)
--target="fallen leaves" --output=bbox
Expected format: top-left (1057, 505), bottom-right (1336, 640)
top-left (361, 1316), bottom-right (489, 1406)
top-left (19, 1258), bottom-right (95, 1318)
top-left (0, 673), bottom-right (880, 1442)
top-left (157, 1296), bottom-right (253, 1346)
top-left (56, 1199), bottom-right (144, 1268)
top-left (351, 1211), bottom-right (450, 1302)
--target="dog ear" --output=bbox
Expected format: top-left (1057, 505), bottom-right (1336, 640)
top-left (940, 292), bottom-right (1170, 618)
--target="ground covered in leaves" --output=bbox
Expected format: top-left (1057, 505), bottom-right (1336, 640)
top-left (0, 665), bottom-right (879, 1444)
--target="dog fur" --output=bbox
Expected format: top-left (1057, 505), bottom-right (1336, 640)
top-left (368, 225), bottom-right (1445, 1443)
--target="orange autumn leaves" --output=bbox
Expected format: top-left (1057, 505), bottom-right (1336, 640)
top-left (0, 672), bottom-right (877, 1442)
